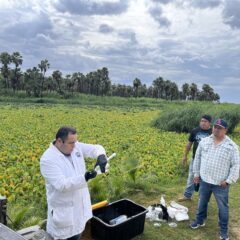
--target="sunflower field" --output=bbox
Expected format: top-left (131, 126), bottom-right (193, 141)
top-left (1, 103), bottom-right (240, 239)
top-left (0, 104), bottom-right (188, 205)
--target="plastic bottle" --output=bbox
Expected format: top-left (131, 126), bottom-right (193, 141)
top-left (109, 215), bottom-right (127, 225)
top-left (194, 183), bottom-right (200, 192)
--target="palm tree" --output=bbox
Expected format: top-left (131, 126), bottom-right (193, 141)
top-left (190, 83), bottom-right (198, 100)
top-left (182, 83), bottom-right (190, 100)
top-left (95, 69), bottom-right (102, 95)
top-left (65, 74), bottom-right (76, 94)
top-left (45, 76), bottom-right (55, 93)
top-left (213, 93), bottom-right (220, 102)
top-left (0, 52), bottom-right (12, 88)
top-left (133, 78), bottom-right (142, 97)
top-left (38, 59), bottom-right (50, 98)
top-left (169, 82), bottom-right (179, 100)
top-left (201, 84), bottom-right (214, 101)
top-left (153, 77), bottom-right (164, 98)
top-left (11, 52), bottom-right (23, 92)
top-left (100, 67), bottom-right (111, 96)
top-left (52, 70), bottom-right (63, 94)
top-left (24, 67), bottom-right (41, 97)
top-left (86, 71), bottom-right (96, 95)
top-left (72, 72), bottom-right (85, 93)
top-left (147, 86), bottom-right (154, 98)
top-left (163, 80), bottom-right (173, 100)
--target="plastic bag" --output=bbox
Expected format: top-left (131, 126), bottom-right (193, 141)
top-left (167, 201), bottom-right (189, 221)
top-left (146, 205), bottom-right (163, 222)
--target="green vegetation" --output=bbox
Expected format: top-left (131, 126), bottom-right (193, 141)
top-left (0, 98), bottom-right (239, 239)
top-left (154, 103), bottom-right (240, 133)
top-left (0, 92), bottom-right (170, 108)
top-left (1, 51), bottom-right (219, 101)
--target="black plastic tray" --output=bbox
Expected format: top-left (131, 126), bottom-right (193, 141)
top-left (91, 199), bottom-right (148, 240)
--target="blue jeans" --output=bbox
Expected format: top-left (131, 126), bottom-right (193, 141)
top-left (196, 180), bottom-right (229, 238)
top-left (183, 159), bottom-right (195, 198)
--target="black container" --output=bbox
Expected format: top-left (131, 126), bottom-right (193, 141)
top-left (0, 196), bottom-right (7, 225)
top-left (91, 199), bottom-right (148, 240)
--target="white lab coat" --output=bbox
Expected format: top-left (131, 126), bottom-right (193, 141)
top-left (40, 141), bottom-right (106, 240)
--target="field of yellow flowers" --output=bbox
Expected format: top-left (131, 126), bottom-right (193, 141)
top-left (1, 103), bottom-right (240, 239)
top-left (0, 104), bottom-right (188, 204)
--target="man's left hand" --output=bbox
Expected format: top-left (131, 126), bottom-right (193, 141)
top-left (95, 154), bottom-right (107, 173)
top-left (220, 181), bottom-right (229, 188)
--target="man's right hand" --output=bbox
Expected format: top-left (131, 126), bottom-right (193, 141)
top-left (193, 176), bottom-right (200, 184)
top-left (85, 170), bottom-right (97, 182)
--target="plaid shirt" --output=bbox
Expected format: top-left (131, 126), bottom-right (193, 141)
top-left (193, 134), bottom-right (240, 185)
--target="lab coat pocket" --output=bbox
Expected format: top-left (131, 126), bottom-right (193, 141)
top-left (52, 205), bottom-right (74, 228)
top-left (82, 190), bottom-right (92, 217)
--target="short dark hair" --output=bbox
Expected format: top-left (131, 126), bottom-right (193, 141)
top-left (201, 114), bottom-right (212, 123)
top-left (56, 126), bottom-right (77, 142)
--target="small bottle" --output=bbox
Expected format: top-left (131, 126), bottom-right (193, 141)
top-left (194, 183), bottom-right (200, 192)
top-left (109, 215), bottom-right (127, 225)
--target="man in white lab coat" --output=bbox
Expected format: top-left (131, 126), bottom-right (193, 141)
top-left (40, 126), bottom-right (107, 240)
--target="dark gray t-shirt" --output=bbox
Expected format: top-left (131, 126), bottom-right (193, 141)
top-left (188, 127), bottom-right (212, 158)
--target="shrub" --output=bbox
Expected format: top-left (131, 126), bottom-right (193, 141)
top-left (8, 205), bottom-right (44, 230)
top-left (124, 155), bottom-right (139, 183)
top-left (89, 177), bottom-right (108, 203)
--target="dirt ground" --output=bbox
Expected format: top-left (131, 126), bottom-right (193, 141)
top-left (81, 222), bottom-right (92, 240)
top-left (232, 227), bottom-right (240, 240)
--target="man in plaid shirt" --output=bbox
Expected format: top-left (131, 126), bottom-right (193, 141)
top-left (190, 119), bottom-right (240, 240)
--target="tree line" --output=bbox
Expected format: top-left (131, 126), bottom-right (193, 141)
top-left (0, 51), bottom-right (220, 101)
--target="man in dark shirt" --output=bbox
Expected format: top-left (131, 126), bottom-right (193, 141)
top-left (178, 115), bottom-right (212, 201)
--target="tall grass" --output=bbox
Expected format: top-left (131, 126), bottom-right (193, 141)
top-left (154, 102), bottom-right (240, 133)
top-left (0, 91), bottom-right (194, 110)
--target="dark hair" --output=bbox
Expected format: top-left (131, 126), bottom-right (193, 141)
top-left (56, 126), bottom-right (77, 142)
top-left (201, 114), bottom-right (212, 123)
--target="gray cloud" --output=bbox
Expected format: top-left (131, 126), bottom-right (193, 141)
top-left (99, 24), bottom-right (114, 33)
top-left (0, 8), bottom-right (55, 67)
top-left (188, 0), bottom-right (222, 9)
top-left (1, 12), bottom-right (52, 40)
top-left (222, 0), bottom-right (240, 29)
top-left (54, 0), bottom-right (128, 15)
top-left (150, 0), bottom-right (172, 4)
top-left (0, 0), bottom-right (240, 103)
top-left (118, 30), bottom-right (138, 45)
top-left (149, 7), bottom-right (171, 27)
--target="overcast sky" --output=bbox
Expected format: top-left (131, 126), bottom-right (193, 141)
top-left (0, 0), bottom-right (239, 103)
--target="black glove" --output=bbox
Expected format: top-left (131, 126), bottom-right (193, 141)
top-left (85, 170), bottom-right (97, 182)
top-left (95, 154), bottom-right (107, 173)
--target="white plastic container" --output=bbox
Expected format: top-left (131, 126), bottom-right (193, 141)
top-left (109, 215), bottom-right (127, 225)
